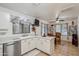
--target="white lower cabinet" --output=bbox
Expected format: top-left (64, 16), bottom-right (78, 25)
top-left (36, 39), bottom-right (50, 54)
top-left (28, 39), bottom-right (33, 51)
top-left (38, 38), bottom-right (54, 55)
top-left (50, 39), bottom-right (54, 54)
top-left (36, 39), bottom-right (41, 49)
top-left (43, 40), bottom-right (50, 54)
top-left (21, 37), bottom-right (55, 55)
top-left (41, 39), bottom-right (51, 54)
top-left (21, 39), bottom-right (29, 54)
top-left (0, 45), bottom-right (3, 56)
top-left (21, 38), bottom-right (35, 55)
top-left (28, 38), bottom-right (35, 50)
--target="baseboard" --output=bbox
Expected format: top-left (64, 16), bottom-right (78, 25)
top-left (21, 48), bottom-right (36, 56)
top-left (21, 48), bottom-right (51, 56)
top-left (35, 48), bottom-right (51, 56)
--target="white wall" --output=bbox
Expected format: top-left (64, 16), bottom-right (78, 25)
top-left (0, 6), bottom-right (29, 37)
top-left (0, 12), bottom-right (12, 36)
top-left (0, 6), bottom-right (48, 37)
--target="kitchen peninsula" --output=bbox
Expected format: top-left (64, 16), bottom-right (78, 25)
top-left (0, 35), bottom-right (55, 56)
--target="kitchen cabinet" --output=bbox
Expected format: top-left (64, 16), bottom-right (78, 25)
top-left (36, 39), bottom-right (41, 49)
top-left (28, 38), bottom-right (35, 50)
top-left (21, 37), bottom-right (55, 55)
top-left (21, 37), bottom-right (38, 55)
top-left (37, 37), bottom-right (54, 55)
top-left (42, 39), bottom-right (50, 54)
top-left (14, 41), bottom-right (21, 56)
top-left (40, 39), bottom-right (51, 54)
top-left (50, 39), bottom-right (54, 54)
top-left (0, 36), bottom-right (54, 56)
top-left (21, 38), bottom-right (37, 54)
top-left (21, 39), bottom-right (29, 54)
top-left (27, 38), bottom-right (34, 51)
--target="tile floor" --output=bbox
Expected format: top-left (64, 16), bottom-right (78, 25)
top-left (36, 41), bottom-right (79, 56)
top-left (23, 41), bottom-right (79, 56)
top-left (23, 49), bottom-right (40, 56)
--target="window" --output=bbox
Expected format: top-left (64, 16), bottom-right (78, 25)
top-left (44, 24), bottom-right (48, 36)
top-left (61, 24), bottom-right (68, 35)
top-left (55, 23), bottom-right (68, 35)
top-left (20, 23), bottom-right (30, 33)
top-left (41, 23), bottom-right (48, 36)
top-left (11, 15), bottom-right (30, 34)
top-left (12, 22), bottom-right (30, 34)
top-left (12, 23), bottom-right (20, 34)
top-left (56, 24), bottom-right (61, 32)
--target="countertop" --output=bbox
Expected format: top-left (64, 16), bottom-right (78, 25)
top-left (0, 35), bottom-right (55, 44)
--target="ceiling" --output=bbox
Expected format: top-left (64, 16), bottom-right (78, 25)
top-left (0, 3), bottom-right (79, 21)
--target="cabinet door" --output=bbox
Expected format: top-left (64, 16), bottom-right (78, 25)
top-left (21, 39), bottom-right (29, 54)
top-left (36, 39), bottom-right (42, 50)
top-left (50, 39), bottom-right (54, 54)
top-left (29, 38), bottom-right (35, 50)
top-left (39, 39), bottom-right (51, 54)
top-left (43, 39), bottom-right (55, 55)
top-left (43, 40), bottom-right (50, 54)
top-left (33, 38), bottom-right (38, 48)
top-left (14, 41), bottom-right (21, 56)
top-left (0, 45), bottom-right (3, 56)
top-left (27, 39), bottom-right (33, 51)
top-left (21, 38), bottom-right (35, 55)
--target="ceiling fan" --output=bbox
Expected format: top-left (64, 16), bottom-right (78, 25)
top-left (50, 16), bottom-right (64, 25)
top-left (55, 13), bottom-right (64, 23)
top-left (55, 5), bottom-right (76, 22)
top-left (50, 5), bottom-right (75, 24)
top-left (51, 15), bottom-right (64, 26)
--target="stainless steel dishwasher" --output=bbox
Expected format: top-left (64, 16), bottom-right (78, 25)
top-left (3, 40), bottom-right (21, 56)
